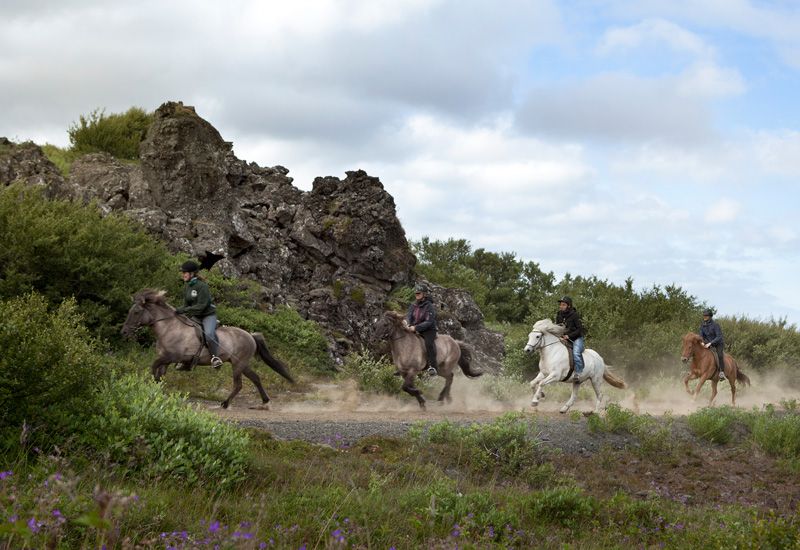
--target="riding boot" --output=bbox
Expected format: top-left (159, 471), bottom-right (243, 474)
top-left (422, 330), bottom-right (438, 376)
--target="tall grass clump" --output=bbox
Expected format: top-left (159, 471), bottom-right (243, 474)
top-left (68, 107), bottom-right (153, 160)
top-left (342, 350), bottom-right (402, 394)
top-left (587, 404), bottom-right (673, 456)
top-left (0, 184), bottom-right (177, 341)
top-left (217, 305), bottom-right (332, 373)
top-left (747, 408), bottom-right (800, 462)
top-left (0, 293), bottom-right (103, 451)
top-left (411, 413), bottom-right (547, 479)
top-left (79, 373), bottom-right (249, 488)
top-left (687, 406), bottom-right (744, 444)
top-left (41, 143), bottom-right (79, 177)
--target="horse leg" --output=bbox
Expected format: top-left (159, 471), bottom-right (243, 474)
top-left (532, 372), bottom-right (560, 408)
top-left (222, 370), bottom-right (244, 409)
top-left (529, 372), bottom-right (545, 405)
top-left (682, 372), bottom-right (696, 395)
top-left (402, 373), bottom-right (426, 409)
top-left (708, 379), bottom-right (718, 406)
top-left (589, 374), bottom-right (604, 413)
top-left (437, 369), bottom-right (454, 404)
top-left (150, 356), bottom-right (172, 382)
top-left (241, 364), bottom-right (271, 409)
top-left (560, 381), bottom-right (580, 414)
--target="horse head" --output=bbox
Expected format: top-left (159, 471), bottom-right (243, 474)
top-left (372, 311), bottom-right (405, 343)
top-left (680, 332), bottom-right (702, 363)
top-left (524, 319), bottom-right (566, 353)
top-left (121, 289), bottom-right (168, 338)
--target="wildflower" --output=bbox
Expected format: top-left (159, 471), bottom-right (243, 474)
top-left (27, 517), bottom-right (41, 533)
top-left (0, 470), bottom-right (12, 480)
top-left (209, 520), bottom-right (221, 533)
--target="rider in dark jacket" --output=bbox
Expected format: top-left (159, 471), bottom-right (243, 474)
top-left (556, 296), bottom-right (586, 382)
top-left (176, 260), bottom-right (223, 369)
top-left (406, 283), bottom-right (438, 376)
top-left (699, 308), bottom-right (725, 381)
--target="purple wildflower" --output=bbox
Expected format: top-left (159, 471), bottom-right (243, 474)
top-left (0, 471), bottom-right (12, 480)
top-left (27, 517), bottom-right (41, 533)
top-left (208, 520), bottom-right (221, 533)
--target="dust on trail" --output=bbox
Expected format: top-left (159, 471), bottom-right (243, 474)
top-left (209, 365), bottom-right (797, 424)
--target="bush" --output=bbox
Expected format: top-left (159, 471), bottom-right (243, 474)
top-left (412, 413), bottom-right (544, 477)
top-left (41, 143), bottom-right (79, 177)
top-left (217, 305), bottom-right (332, 373)
top-left (79, 374), bottom-right (250, 488)
top-left (0, 184), bottom-right (177, 341)
top-left (0, 293), bottom-right (103, 449)
top-left (68, 107), bottom-right (153, 160)
top-left (687, 406), bottom-right (744, 445)
top-left (342, 350), bottom-right (402, 394)
top-left (748, 409), bottom-right (800, 460)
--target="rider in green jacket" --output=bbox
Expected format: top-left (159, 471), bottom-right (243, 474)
top-left (176, 261), bottom-right (223, 369)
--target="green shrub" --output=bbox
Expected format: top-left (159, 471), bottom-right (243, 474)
top-left (0, 293), bottom-right (103, 449)
top-left (79, 373), bottom-right (249, 488)
top-left (0, 184), bottom-right (177, 341)
top-left (217, 305), bottom-right (332, 373)
top-left (68, 107), bottom-right (153, 160)
top-left (587, 404), bottom-right (673, 455)
top-left (41, 143), bottom-right (79, 177)
top-left (412, 413), bottom-right (544, 477)
top-left (749, 410), bottom-right (800, 460)
top-left (342, 350), bottom-right (402, 394)
top-left (687, 406), bottom-right (743, 444)
top-left (527, 487), bottom-right (597, 527)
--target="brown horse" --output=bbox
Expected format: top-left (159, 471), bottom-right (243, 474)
top-left (372, 311), bottom-right (483, 409)
top-left (680, 332), bottom-right (750, 406)
top-left (121, 289), bottom-right (294, 409)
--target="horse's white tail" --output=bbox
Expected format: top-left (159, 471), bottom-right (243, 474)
top-left (603, 368), bottom-right (626, 389)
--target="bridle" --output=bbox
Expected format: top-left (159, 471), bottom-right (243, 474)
top-left (527, 330), bottom-right (564, 351)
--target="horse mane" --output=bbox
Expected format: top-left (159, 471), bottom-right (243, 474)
top-left (134, 288), bottom-right (169, 306)
top-left (384, 310), bottom-right (406, 326)
top-left (532, 319), bottom-right (566, 336)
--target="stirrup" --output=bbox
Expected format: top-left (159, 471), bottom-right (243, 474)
top-left (426, 366), bottom-right (438, 377)
top-left (211, 356), bottom-right (223, 369)
top-left (718, 371), bottom-right (726, 380)
top-left (572, 372), bottom-right (581, 383)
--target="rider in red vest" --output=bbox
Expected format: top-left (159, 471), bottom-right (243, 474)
top-left (406, 283), bottom-right (438, 376)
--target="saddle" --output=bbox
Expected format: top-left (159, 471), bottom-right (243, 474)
top-left (561, 339), bottom-right (575, 382)
top-left (175, 316), bottom-right (215, 371)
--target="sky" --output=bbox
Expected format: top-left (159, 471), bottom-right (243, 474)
top-left (2, 0), bottom-right (799, 326)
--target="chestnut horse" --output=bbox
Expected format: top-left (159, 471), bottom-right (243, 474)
top-left (680, 332), bottom-right (750, 406)
top-left (121, 289), bottom-right (294, 409)
top-left (372, 311), bottom-right (482, 409)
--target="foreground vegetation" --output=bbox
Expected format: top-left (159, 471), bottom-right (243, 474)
top-left (2, 132), bottom-right (800, 547)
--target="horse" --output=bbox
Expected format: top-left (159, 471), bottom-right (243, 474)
top-left (372, 311), bottom-right (483, 409)
top-left (680, 332), bottom-right (750, 406)
top-left (523, 319), bottom-right (626, 413)
top-left (121, 289), bottom-right (295, 409)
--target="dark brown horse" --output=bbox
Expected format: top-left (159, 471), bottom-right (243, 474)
top-left (121, 289), bottom-right (294, 409)
top-left (681, 332), bottom-right (750, 406)
top-left (372, 311), bottom-right (482, 409)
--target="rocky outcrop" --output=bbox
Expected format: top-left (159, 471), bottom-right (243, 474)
top-left (0, 102), bottom-right (504, 370)
top-left (0, 137), bottom-right (71, 198)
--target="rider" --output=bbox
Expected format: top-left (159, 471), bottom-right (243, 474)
top-left (699, 308), bottom-right (725, 381)
top-left (406, 283), bottom-right (438, 376)
top-left (556, 296), bottom-right (586, 383)
top-left (175, 260), bottom-right (223, 369)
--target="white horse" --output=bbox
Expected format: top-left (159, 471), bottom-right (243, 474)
top-left (523, 319), bottom-right (626, 413)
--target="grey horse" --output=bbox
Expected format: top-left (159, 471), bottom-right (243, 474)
top-left (121, 289), bottom-right (294, 409)
top-left (372, 311), bottom-right (482, 409)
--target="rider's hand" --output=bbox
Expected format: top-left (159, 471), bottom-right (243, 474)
top-left (704, 343), bottom-right (711, 348)
top-left (407, 326), bottom-right (416, 333)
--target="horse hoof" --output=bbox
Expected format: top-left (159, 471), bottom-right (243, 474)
top-left (249, 403), bottom-right (270, 411)
top-left (559, 407), bottom-right (569, 414)
top-left (530, 401), bottom-right (539, 408)
top-left (221, 401), bottom-right (229, 409)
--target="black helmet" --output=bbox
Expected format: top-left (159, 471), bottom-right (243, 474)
top-left (414, 283), bottom-right (429, 294)
top-left (702, 308), bottom-right (713, 317)
top-left (558, 295), bottom-right (573, 307)
top-left (180, 260), bottom-right (200, 273)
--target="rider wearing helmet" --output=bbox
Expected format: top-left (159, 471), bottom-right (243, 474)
top-left (699, 308), bottom-right (725, 381)
top-left (406, 283), bottom-right (438, 377)
top-left (556, 296), bottom-right (586, 383)
top-left (176, 260), bottom-right (223, 369)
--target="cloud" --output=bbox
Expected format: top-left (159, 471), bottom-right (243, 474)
top-left (704, 198), bottom-right (742, 223)
top-left (597, 18), bottom-right (715, 59)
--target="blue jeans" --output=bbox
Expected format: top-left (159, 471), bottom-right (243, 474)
top-left (202, 314), bottom-right (220, 356)
top-left (572, 336), bottom-right (585, 373)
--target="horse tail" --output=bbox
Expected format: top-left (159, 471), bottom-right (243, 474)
top-left (734, 361), bottom-right (751, 386)
top-left (457, 342), bottom-right (483, 378)
top-left (603, 367), bottom-right (627, 389)
top-left (252, 333), bottom-right (295, 383)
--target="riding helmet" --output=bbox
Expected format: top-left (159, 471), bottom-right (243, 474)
top-left (414, 283), bottom-right (429, 294)
top-left (702, 308), bottom-right (713, 317)
top-left (180, 260), bottom-right (200, 273)
top-left (558, 295), bottom-right (573, 307)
